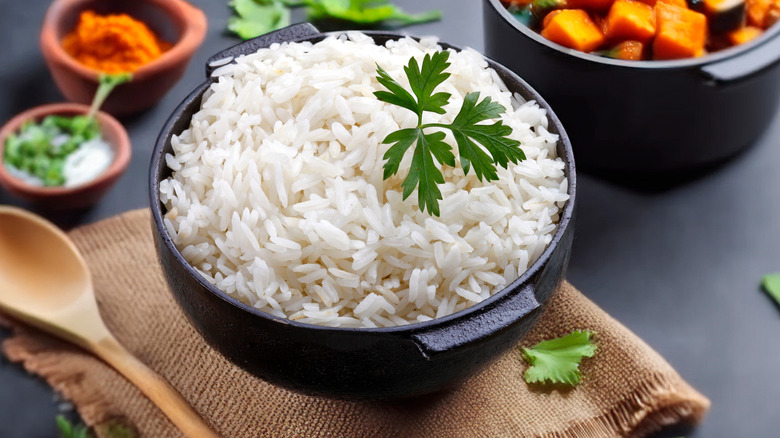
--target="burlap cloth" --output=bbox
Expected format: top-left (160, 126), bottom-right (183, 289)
top-left (0, 209), bottom-right (709, 437)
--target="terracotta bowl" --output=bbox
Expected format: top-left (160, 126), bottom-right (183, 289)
top-left (40, 0), bottom-right (207, 116)
top-left (0, 103), bottom-right (131, 210)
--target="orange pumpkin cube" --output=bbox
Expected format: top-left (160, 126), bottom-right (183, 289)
top-left (542, 9), bottom-right (607, 52)
top-left (653, 2), bottom-right (708, 59)
top-left (605, 0), bottom-right (657, 42)
top-left (728, 25), bottom-right (763, 43)
top-left (543, 9), bottom-right (565, 27)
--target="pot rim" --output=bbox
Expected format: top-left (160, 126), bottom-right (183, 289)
top-left (484, 0), bottom-right (780, 70)
top-left (150, 28), bottom-right (576, 335)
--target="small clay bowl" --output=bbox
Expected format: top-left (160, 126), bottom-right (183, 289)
top-left (0, 103), bottom-right (131, 210)
top-left (40, 0), bottom-right (207, 116)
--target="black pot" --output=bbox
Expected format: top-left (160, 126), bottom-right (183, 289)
top-left (483, 0), bottom-right (780, 175)
top-left (149, 23), bottom-right (577, 400)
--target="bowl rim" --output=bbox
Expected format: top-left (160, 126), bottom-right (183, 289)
top-left (150, 30), bottom-right (577, 335)
top-left (0, 103), bottom-right (132, 196)
top-left (39, 0), bottom-right (207, 81)
top-left (484, 0), bottom-right (780, 69)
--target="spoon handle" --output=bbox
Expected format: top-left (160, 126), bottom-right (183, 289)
top-left (92, 336), bottom-right (220, 438)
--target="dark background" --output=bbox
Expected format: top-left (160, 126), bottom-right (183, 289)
top-left (1, 0), bottom-right (778, 436)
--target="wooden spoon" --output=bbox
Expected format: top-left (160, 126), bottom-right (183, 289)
top-left (0, 206), bottom-right (219, 438)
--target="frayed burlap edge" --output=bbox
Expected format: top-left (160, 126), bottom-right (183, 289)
top-left (538, 371), bottom-right (708, 438)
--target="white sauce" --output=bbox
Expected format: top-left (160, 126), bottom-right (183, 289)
top-left (63, 138), bottom-right (114, 187)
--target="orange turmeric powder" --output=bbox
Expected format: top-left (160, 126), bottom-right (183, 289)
top-left (62, 11), bottom-right (171, 74)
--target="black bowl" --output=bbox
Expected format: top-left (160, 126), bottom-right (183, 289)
top-left (149, 23), bottom-right (577, 400)
top-left (483, 0), bottom-right (780, 176)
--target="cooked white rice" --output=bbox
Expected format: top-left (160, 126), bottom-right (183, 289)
top-left (160, 32), bottom-right (569, 328)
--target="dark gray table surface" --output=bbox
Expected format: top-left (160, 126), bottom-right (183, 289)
top-left (1, 0), bottom-right (778, 436)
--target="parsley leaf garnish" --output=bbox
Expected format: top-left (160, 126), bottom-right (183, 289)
top-left (228, 0), bottom-right (291, 40)
top-left (302, 0), bottom-right (442, 26)
top-left (374, 51), bottom-right (525, 216)
top-left (762, 273), bottom-right (780, 306)
top-left (521, 330), bottom-right (597, 386)
top-left (57, 415), bottom-right (91, 438)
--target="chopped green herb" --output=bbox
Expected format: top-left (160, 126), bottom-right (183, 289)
top-left (374, 51), bottom-right (525, 216)
top-left (507, 0), bottom-right (565, 29)
top-left (2, 115), bottom-right (97, 186)
top-left (521, 330), bottom-right (597, 386)
top-left (762, 273), bottom-right (780, 306)
top-left (2, 73), bottom-right (130, 186)
top-left (532, 0), bottom-right (566, 13)
top-left (228, 0), bottom-right (441, 40)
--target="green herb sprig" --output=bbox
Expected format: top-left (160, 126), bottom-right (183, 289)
top-left (57, 415), bottom-right (91, 438)
top-left (88, 73), bottom-right (132, 119)
top-left (374, 51), bottom-right (526, 216)
top-left (56, 415), bottom-right (137, 438)
top-left (521, 330), bottom-right (597, 386)
top-left (228, 0), bottom-right (441, 40)
top-left (228, 0), bottom-right (290, 39)
top-left (300, 0), bottom-right (442, 26)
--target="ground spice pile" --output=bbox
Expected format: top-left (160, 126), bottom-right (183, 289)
top-left (62, 11), bottom-right (171, 73)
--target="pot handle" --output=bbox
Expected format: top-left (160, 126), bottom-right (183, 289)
top-left (205, 23), bottom-right (321, 77)
top-left (700, 31), bottom-right (780, 85)
top-left (409, 283), bottom-right (540, 358)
